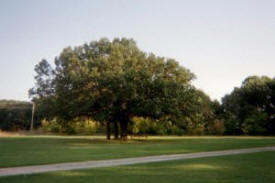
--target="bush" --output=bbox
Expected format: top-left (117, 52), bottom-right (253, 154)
top-left (131, 117), bottom-right (185, 136)
top-left (186, 120), bottom-right (205, 135)
top-left (208, 119), bottom-right (225, 135)
top-left (41, 120), bottom-right (62, 133)
top-left (41, 118), bottom-right (101, 135)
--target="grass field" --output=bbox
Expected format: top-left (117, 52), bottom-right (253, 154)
top-left (1, 135), bottom-right (275, 168)
top-left (1, 151), bottom-right (275, 183)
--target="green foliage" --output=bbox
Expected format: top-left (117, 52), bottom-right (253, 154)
top-left (186, 119), bottom-right (205, 135)
top-left (183, 90), bottom-right (223, 135)
top-left (41, 118), bottom-right (103, 135)
top-left (222, 76), bottom-right (275, 135)
top-left (30, 38), bottom-right (196, 139)
top-left (41, 120), bottom-right (62, 133)
top-left (27, 37), bottom-right (274, 137)
top-left (242, 110), bottom-right (268, 135)
top-left (0, 100), bottom-right (33, 131)
top-left (129, 89), bottom-right (223, 136)
top-left (208, 119), bottom-right (225, 135)
top-left (0, 100), bottom-right (31, 109)
top-left (131, 117), bottom-right (184, 135)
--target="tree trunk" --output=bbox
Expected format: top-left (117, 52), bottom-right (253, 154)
top-left (106, 121), bottom-right (111, 140)
top-left (120, 120), bottom-right (128, 141)
top-left (114, 121), bottom-right (119, 140)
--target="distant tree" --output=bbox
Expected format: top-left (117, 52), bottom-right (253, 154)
top-left (222, 76), bottom-right (275, 135)
top-left (0, 100), bottom-right (33, 131)
top-left (30, 38), bottom-right (197, 140)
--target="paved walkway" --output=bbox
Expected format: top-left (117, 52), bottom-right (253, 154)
top-left (1, 146), bottom-right (275, 177)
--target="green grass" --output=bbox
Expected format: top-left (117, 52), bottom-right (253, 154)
top-left (0, 135), bottom-right (275, 168)
top-left (1, 151), bottom-right (275, 183)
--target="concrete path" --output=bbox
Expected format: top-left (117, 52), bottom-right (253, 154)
top-left (1, 146), bottom-right (275, 177)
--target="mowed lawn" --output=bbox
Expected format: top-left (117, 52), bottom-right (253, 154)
top-left (1, 151), bottom-right (275, 183)
top-left (1, 135), bottom-right (275, 168)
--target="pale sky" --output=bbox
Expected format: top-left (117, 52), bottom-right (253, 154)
top-left (0, 0), bottom-right (274, 101)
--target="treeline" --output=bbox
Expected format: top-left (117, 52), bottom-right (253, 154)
top-left (1, 38), bottom-right (274, 138)
top-left (222, 76), bottom-right (275, 135)
top-left (0, 100), bottom-right (33, 131)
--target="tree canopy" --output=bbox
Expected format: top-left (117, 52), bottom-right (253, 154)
top-left (30, 38), bottom-right (197, 139)
top-left (27, 38), bottom-right (274, 137)
top-left (222, 76), bottom-right (275, 135)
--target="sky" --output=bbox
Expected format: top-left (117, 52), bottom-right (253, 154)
top-left (0, 0), bottom-right (274, 102)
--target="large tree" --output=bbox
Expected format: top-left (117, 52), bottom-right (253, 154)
top-left (30, 38), bottom-right (196, 140)
top-left (222, 76), bottom-right (275, 135)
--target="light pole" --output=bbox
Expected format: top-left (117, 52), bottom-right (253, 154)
top-left (30, 102), bottom-right (35, 132)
